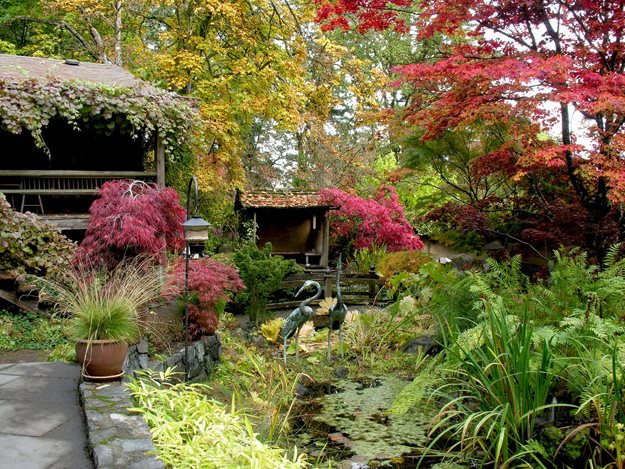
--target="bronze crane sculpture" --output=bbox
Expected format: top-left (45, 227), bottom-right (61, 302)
top-left (281, 280), bottom-right (322, 364)
top-left (328, 254), bottom-right (348, 360)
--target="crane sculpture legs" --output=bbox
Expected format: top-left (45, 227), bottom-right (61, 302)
top-left (284, 328), bottom-right (302, 364)
top-left (327, 325), bottom-right (345, 360)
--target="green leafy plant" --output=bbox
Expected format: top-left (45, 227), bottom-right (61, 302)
top-left (34, 258), bottom-right (164, 342)
top-left (127, 368), bottom-right (308, 468)
top-left (0, 78), bottom-right (200, 156)
top-left (0, 193), bottom-right (76, 277)
top-left (348, 245), bottom-right (388, 273)
top-left (233, 242), bottom-right (299, 324)
top-left (0, 310), bottom-right (66, 351)
top-left (213, 337), bottom-right (301, 444)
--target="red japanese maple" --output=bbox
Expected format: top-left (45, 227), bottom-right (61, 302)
top-left (76, 180), bottom-right (186, 269)
top-left (167, 257), bottom-right (244, 338)
top-left (316, 0), bottom-right (625, 250)
top-left (320, 186), bottom-right (423, 253)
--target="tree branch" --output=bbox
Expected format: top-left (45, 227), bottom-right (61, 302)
top-left (3, 16), bottom-right (99, 61)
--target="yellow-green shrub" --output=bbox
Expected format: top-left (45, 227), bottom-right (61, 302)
top-left (377, 250), bottom-right (433, 279)
top-left (128, 369), bottom-right (308, 468)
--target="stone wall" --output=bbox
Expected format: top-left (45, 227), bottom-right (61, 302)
top-left (124, 334), bottom-right (221, 382)
top-left (80, 382), bottom-right (164, 469)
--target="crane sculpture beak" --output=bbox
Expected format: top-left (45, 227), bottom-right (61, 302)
top-left (295, 281), bottom-right (312, 298)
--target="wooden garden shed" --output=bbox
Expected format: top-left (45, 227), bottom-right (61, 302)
top-left (235, 190), bottom-right (331, 268)
top-left (0, 54), bottom-right (196, 234)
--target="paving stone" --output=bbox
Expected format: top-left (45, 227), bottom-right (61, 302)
top-left (0, 361), bottom-right (81, 380)
top-left (0, 374), bottom-right (19, 386)
top-left (0, 399), bottom-right (71, 437)
top-left (0, 434), bottom-right (77, 469)
top-left (0, 363), bottom-right (92, 468)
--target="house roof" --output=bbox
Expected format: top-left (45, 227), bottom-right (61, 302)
top-left (0, 54), bottom-right (150, 89)
top-left (237, 190), bottom-right (330, 209)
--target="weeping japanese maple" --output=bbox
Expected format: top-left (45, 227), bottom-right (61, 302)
top-left (76, 180), bottom-right (186, 269)
top-left (167, 257), bottom-right (245, 339)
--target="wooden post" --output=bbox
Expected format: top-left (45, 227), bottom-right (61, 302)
top-left (369, 266), bottom-right (377, 302)
top-left (155, 133), bottom-right (165, 188)
top-left (324, 270), bottom-right (333, 301)
top-left (321, 211), bottom-right (330, 268)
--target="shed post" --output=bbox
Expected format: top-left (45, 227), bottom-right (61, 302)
top-left (321, 212), bottom-right (329, 268)
top-left (156, 133), bottom-right (165, 188)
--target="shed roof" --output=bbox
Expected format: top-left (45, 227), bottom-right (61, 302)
top-left (237, 190), bottom-right (330, 209)
top-left (0, 54), bottom-right (150, 89)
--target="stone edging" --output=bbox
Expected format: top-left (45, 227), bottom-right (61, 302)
top-left (79, 382), bottom-right (164, 469)
top-left (125, 334), bottom-right (221, 382)
top-left (80, 335), bottom-right (222, 468)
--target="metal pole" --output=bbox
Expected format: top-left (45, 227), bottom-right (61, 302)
top-left (184, 176), bottom-right (198, 381)
top-left (184, 241), bottom-right (190, 380)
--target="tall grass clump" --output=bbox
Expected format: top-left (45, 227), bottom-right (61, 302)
top-left (127, 369), bottom-right (308, 468)
top-left (35, 257), bottom-right (165, 342)
top-left (426, 300), bottom-right (563, 467)
top-left (212, 336), bottom-right (300, 444)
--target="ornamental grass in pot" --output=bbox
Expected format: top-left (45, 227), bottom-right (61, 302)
top-left (37, 258), bottom-right (164, 382)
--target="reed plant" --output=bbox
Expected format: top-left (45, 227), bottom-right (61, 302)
top-left (425, 299), bottom-right (564, 467)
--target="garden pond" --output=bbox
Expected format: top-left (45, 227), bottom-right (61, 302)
top-left (292, 374), bottom-right (436, 467)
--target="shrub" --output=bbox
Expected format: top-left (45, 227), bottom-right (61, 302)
top-left (75, 180), bottom-right (186, 269)
top-left (233, 243), bottom-right (299, 324)
top-left (319, 185), bottom-right (423, 257)
top-left (0, 193), bottom-right (76, 277)
top-left (167, 257), bottom-right (245, 339)
top-left (378, 250), bottom-right (432, 279)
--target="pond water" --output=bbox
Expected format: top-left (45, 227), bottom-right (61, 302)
top-left (292, 375), bottom-right (435, 467)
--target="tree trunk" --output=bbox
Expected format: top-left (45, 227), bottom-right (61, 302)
top-left (114, 1), bottom-right (123, 66)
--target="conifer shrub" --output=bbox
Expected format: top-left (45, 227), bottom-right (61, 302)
top-left (233, 243), bottom-right (300, 324)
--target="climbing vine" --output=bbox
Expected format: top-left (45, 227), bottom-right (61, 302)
top-left (0, 78), bottom-right (201, 156)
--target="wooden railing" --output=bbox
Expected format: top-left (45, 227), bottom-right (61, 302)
top-left (269, 270), bottom-right (385, 309)
top-left (0, 170), bottom-right (157, 213)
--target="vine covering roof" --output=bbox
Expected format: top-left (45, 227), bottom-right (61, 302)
top-left (0, 54), bottom-right (200, 155)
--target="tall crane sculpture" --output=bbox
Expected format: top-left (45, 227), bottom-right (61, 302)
top-left (281, 280), bottom-right (322, 364)
top-left (328, 254), bottom-right (348, 360)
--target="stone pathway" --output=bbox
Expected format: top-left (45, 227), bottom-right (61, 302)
top-left (0, 362), bottom-right (93, 469)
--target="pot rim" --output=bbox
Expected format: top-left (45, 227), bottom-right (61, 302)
top-left (75, 338), bottom-right (128, 344)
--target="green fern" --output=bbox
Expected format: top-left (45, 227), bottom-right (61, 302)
top-left (388, 354), bottom-right (442, 415)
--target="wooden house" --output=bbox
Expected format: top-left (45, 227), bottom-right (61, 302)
top-left (0, 54), bottom-right (192, 234)
top-left (235, 190), bottom-right (332, 268)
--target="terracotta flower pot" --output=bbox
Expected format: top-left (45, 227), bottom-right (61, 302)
top-left (75, 339), bottom-right (128, 382)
